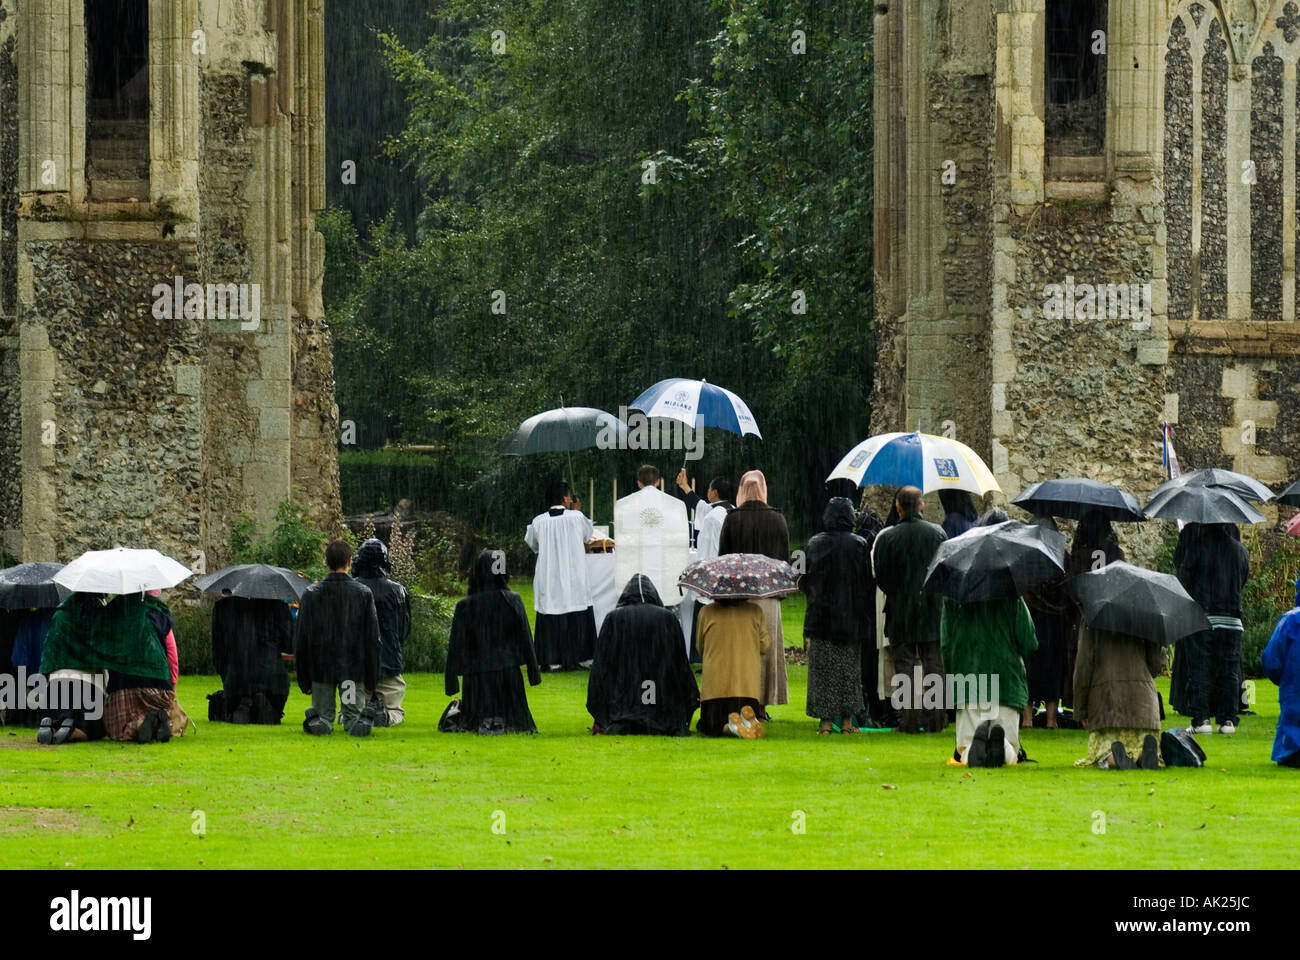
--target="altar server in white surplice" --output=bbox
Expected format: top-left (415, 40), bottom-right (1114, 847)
top-left (525, 481), bottom-right (596, 671)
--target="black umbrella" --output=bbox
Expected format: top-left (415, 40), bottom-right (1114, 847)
top-left (1276, 480), bottom-right (1300, 508)
top-left (194, 564), bottom-right (312, 603)
top-left (1012, 477), bottom-right (1145, 522)
top-left (499, 405), bottom-right (628, 456)
top-left (0, 562), bottom-right (69, 609)
top-left (1149, 468), bottom-right (1274, 504)
top-left (1064, 562), bottom-right (1210, 646)
top-left (1142, 484), bottom-right (1265, 525)
top-left (923, 520), bottom-right (1067, 602)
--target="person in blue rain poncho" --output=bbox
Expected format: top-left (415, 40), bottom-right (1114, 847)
top-left (1261, 574), bottom-right (1300, 768)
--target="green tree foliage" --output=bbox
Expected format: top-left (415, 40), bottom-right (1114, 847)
top-left (230, 493), bottom-right (336, 581)
top-left (326, 0), bottom-right (876, 536)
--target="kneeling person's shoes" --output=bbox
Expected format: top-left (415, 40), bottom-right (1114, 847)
top-left (986, 724), bottom-right (1007, 767)
top-left (348, 717), bottom-right (373, 738)
top-left (740, 705), bottom-right (764, 739)
top-left (136, 711), bottom-right (159, 744)
top-left (1139, 734), bottom-right (1160, 770)
top-left (725, 712), bottom-right (743, 738)
top-left (37, 718), bottom-right (54, 745)
top-left (154, 709), bottom-right (172, 743)
top-left (302, 707), bottom-right (331, 736)
top-left (1109, 741), bottom-right (1137, 770)
top-left (52, 718), bottom-right (77, 746)
top-left (966, 720), bottom-right (992, 767)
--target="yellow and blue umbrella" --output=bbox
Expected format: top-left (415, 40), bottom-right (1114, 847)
top-left (826, 431), bottom-right (1000, 495)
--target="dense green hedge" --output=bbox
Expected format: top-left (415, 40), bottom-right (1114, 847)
top-left (172, 592), bottom-right (451, 677)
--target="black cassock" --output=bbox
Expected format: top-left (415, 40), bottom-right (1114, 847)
top-left (586, 575), bottom-right (699, 736)
top-left (445, 573), bottom-right (542, 734)
top-left (211, 597), bottom-right (293, 723)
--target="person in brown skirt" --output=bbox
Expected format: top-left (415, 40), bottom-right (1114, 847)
top-left (695, 596), bottom-right (771, 737)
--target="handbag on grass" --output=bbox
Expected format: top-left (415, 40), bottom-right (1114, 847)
top-left (1160, 728), bottom-right (1205, 767)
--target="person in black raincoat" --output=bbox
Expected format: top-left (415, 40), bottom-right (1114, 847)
top-left (210, 597), bottom-right (293, 724)
top-left (801, 497), bottom-right (872, 733)
top-left (1171, 522), bottom-right (1250, 734)
top-left (295, 540), bottom-right (381, 736)
top-left (352, 538), bottom-right (411, 727)
top-left (872, 486), bottom-right (948, 734)
top-left (1022, 512), bottom-right (1069, 729)
top-left (586, 574), bottom-right (699, 736)
top-left (1063, 510), bottom-right (1125, 709)
top-left (939, 490), bottom-right (979, 539)
top-left (853, 504), bottom-right (891, 728)
top-left (444, 550), bottom-right (542, 734)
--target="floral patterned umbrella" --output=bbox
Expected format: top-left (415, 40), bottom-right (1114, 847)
top-left (678, 553), bottom-right (797, 600)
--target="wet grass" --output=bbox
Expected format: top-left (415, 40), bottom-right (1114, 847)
top-left (1, 668), bottom-right (1293, 869)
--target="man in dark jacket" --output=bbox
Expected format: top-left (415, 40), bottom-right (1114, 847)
top-left (872, 486), bottom-right (948, 734)
top-left (352, 539), bottom-right (411, 727)
top-left (295, 540), bottom-right (381, 737)
top-left (587, 575), bottom-right (699, 736)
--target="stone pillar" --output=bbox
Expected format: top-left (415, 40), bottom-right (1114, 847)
top-left (17, 0), bottom-right (79, 199)
top-left (149, 0), bottom-right (201, 218)
top-left (1108, 0), bottom-right (1162, 179)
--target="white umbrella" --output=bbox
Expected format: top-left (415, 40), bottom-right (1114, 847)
top-left (54, 547), bottom-right (194, 595)
top-left (826, 431), bottom-right (1001, 496)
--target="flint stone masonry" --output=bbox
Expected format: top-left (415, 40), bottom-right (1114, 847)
top-left (0, 0), bottom-right (339, 566)
top-left (875, 0), bottom-right (1300, 564)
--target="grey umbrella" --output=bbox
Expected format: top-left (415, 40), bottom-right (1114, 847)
top-left (1064, 562), bottom-right (1211, 646)
top-left (195, 564), bottom-right (312, 603)
top-left (1012, 477), bottom-right (1145, 522)
top-left (923, 520), bottom-right (1067, 603)
top-left (1276, 479), bottom-right (1300, 508)
top-left (499, 405), bottom-right (628, 456)
top-left (0, 562), bottom-right (70, 610)
top-left (1142, 484), bottom-right (1266, 524)
top-left (1148, 468), bottom-right (1274, 504)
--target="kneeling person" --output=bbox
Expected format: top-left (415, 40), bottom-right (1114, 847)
top-left (353, 539), bottom-right (411, 727)
top-left (587, 575), bottom-right (699, 736)
top-left (295, 540), bottom-right (381, 737)
top-left (940, 595), bottom-right (1037, 766)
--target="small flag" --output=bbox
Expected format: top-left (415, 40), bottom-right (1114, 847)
top-left (1162, 422), bottom-right (1181, 480)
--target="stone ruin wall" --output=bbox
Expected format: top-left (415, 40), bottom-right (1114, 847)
top-left (22, 236), bottom-right (204, 562)
top-left (1, 0), bottom-right (339, 567)
top-left (0, 4), bottom-right (18, 558)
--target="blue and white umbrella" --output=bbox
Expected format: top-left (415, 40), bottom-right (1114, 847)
top-left (826, 431), bottom-right (1001, 496)
top-left (629, 378), bottom-right (761, 439)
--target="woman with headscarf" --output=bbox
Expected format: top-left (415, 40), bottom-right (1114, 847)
top-left (867, 490), bottom-right (905, 727)
top-left (1072, 623), bottom-right (1164, 770)
top-left (1063, 510), bottom-right (1125, 709)
top-left (40, 592), bottom-right (174, 744)
top-left (444, 550), bottom-right (542, 734)
top-left (1171, 522), bottom-right (1250, 734)
top-left (801, 498), bottom-right (871, 733)
top-left (852, 504), bottom-right (888, 727)
top-left (586, 575), bottom-right (699, 736)
top-left (718, 470), bottom-right (790, 718)
top-left (1022, 512), bottom-right (1069, 728)
top-left (939, 490), bottom-right (980, 539)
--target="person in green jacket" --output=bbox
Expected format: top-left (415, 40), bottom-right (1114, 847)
top-left (940, 596), bottom-right (1037, 767)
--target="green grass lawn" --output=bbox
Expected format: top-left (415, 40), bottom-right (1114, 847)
top-left (2, 663), bottom-right (1295, 869)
